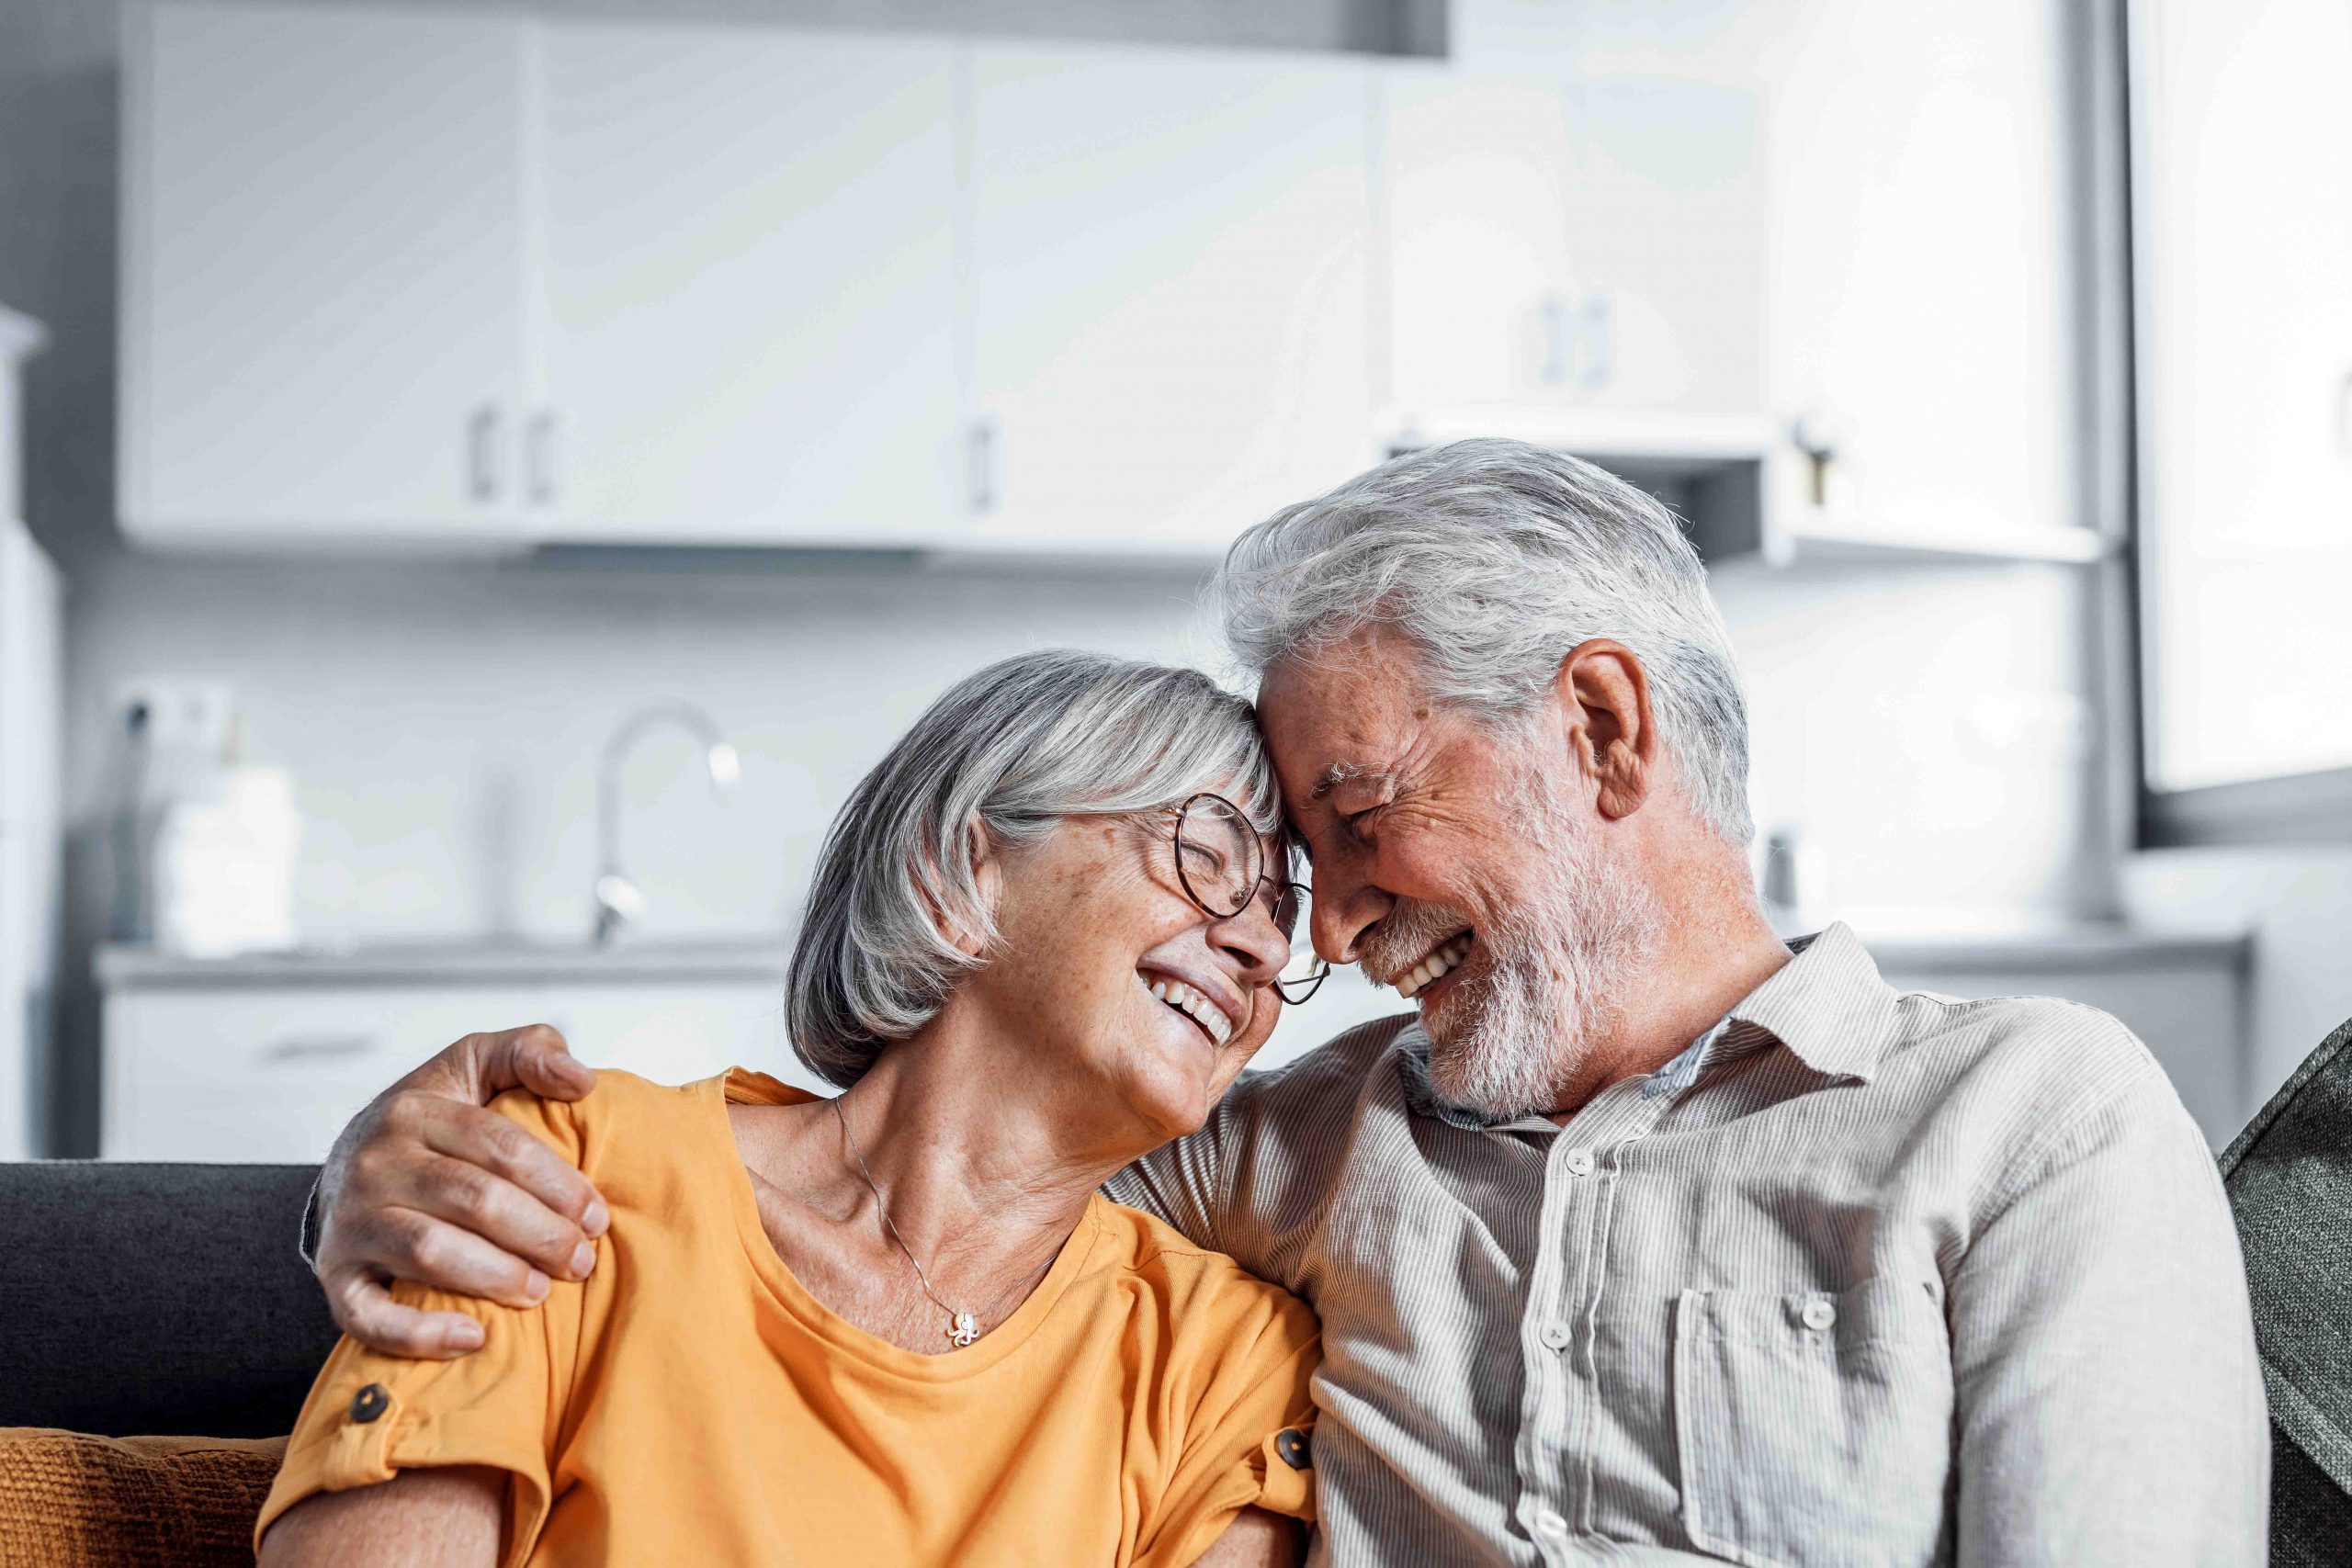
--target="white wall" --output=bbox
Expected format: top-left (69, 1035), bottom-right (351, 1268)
top-left (64, 554), bottom-right (1221, 949)
top-left (62, 549), bottom-right (2103, 949)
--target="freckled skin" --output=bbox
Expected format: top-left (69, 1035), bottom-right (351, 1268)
top-left (964, 813), bottom-right (1291, 1151)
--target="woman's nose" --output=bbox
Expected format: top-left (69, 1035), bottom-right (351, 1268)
top-left (1208, 898), bottom-right (1290, 985)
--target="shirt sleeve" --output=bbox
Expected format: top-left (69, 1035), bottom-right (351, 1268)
top-left (255, 1092), bottom-right (590, 1568)
top-left (1948, 1059), bottom-right (2270, 1566)
top-left (1134, 1280), bottom-right (1322, 1568)
top-left (1105, 1100), bottom-right (1237, 1254)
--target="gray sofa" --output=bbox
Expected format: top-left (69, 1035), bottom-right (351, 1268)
top-left (0, 1163), bottom-right (334, 1437)
top-left (1, 1023), bottom-right (2346, 1561)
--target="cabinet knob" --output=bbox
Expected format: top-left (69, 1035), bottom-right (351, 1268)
top-left (467, 405), bottom-right (503, 502)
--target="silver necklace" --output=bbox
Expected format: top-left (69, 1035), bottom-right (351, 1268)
top-left (832, 1099), bottom-right (984, 1348)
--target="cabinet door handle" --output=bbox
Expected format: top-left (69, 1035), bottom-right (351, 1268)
top-left (527, 410), bottom-right (560, 505)
top-left (1580, 295), bottom-right (1613, 390)
top-left (967, 419), bottom-right (999, 514)
top-left (1539, 296), bottom-right (1572, 386)
top-left (261, 1034), bottom-right (378, 1064)
top-left (468, 405), bottom-right (503, 502)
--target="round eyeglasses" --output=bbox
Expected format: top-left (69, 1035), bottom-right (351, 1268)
top-left (1169, 792), bottom-right (1330, 1005)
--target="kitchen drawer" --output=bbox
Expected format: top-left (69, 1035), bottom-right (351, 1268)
top-left (104, 985), bottom-right (548, 1095)
top-left (106, 1085), bottom-right (386, 1164)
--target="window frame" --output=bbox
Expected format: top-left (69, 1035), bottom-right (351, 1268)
top-left (2117, 0), bottom-right (2352, 850)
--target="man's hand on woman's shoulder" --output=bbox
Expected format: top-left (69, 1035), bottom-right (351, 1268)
top-left (313, 1024), bottom-right (611, 1359)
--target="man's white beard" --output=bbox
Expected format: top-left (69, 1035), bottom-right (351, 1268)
top-left (1394, 795), bottom-right (1664, 1120)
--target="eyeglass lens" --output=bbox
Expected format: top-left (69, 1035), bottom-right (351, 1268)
top-left (1174, 795), bottom-right (1262, 917)
top-left (1174, 795), bottom-right (1328, 1001)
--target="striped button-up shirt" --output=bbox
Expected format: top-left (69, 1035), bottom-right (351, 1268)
top-left (1108, 923), bottom-right (2267, 1566)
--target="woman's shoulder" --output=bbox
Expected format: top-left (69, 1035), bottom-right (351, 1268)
top-left (486, 1068), bottom-right (737, 1182)
top-left (1087, 1196), bottom-right (1318, 1346)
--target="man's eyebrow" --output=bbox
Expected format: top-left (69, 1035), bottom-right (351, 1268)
top-left (1309, 763), bottom-right (1386, 802)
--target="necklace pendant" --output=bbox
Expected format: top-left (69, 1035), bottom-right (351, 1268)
top-left (947, 1311), bottom-right (980, 1348)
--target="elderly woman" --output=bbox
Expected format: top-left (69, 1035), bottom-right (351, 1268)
top-left (255, 651), bottom-right (1328, 1568)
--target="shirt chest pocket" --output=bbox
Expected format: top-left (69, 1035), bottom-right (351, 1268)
top-left (1672, 1278), bottom-right (1953, 1568)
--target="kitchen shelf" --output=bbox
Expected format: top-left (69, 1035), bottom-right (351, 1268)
top-left (1387, 409), bottom-right (2117, 570)
top-left (1767, 512), bottom-right (2117, 569)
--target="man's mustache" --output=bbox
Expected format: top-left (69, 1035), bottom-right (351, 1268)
top-left (1357, 899), bottom-right (1476, 987)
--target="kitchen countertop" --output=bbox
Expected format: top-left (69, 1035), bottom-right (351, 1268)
top-left (1823, 914), bottom-right (2251, 974)
top-left (96, 937), bottom-right (792, 989)
top-left (96, 915), bottom-right (2248, 991)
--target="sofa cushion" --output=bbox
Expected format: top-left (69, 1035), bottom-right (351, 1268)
top-left (0, 1162), bottom-right (334, 1435)
top-left (2221, 1015), bottom-right (2352, 1496)
top-left (0, 1429), bottom-right (287, 1567)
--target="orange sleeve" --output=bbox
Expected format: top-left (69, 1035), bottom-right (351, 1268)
top-left (1136, 1278), bottom-right (1322, 1568)
top-left (254, 1091), bottom-right (592, 1568)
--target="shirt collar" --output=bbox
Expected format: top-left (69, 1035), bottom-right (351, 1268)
top-left (1722, 921), bottom-right (1898, 1085)
top-left (1392, 920), bottom-right (1897, 1126)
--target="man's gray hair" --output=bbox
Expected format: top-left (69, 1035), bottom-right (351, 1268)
top-left (787, 649), bottom-right (1278, 1088)
top-left (1216, 438), bottom-right (1753, 843)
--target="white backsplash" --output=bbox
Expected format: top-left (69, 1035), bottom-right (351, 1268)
top-left (62, 547), bottom-right (2104, 960)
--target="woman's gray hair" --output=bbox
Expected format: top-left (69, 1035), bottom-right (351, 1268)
top-left (1216, 437), bottom-right (1753, 844)
top-left (787, 649), bottom-right (1278, 1089)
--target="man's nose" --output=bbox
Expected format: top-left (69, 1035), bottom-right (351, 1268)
top-left (1308, 863), bottom-right (1390, 966)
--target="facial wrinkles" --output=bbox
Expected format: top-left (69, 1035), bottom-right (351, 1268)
top-left (1402, 749), bottom-right (1665, 1119)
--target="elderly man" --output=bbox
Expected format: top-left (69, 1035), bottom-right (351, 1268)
top-left (310, 441), bottom-right (2265, 1564)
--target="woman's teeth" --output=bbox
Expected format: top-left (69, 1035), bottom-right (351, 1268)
top-left (1395, 932), bottom-right (1475, 1000)
top-left (1148, 978), bottom-right (1234, 1045)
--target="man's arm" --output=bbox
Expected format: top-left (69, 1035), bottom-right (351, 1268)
top-left (313, 1025), bottom-right (607, 1356)
top-left (1948, 1069), bottom-right (2268, 1565)
top-left (257, 1467), bottom-right (503, 1567)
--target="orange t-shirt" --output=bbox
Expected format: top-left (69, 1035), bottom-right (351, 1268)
top-left (257, 1069), bottom-right (1319, 1567)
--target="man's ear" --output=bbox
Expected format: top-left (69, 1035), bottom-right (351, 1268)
top-left (1552, 638), bottom-right (1655, 821)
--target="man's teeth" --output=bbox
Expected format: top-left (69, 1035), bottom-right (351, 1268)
top-left (1395, 933), bottom-right (1475, 1000)
top-left (1148, 978), bottom-right (1234, 1045)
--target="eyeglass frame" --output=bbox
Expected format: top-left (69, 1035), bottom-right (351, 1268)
top-left (1166, 792), bottom-right (1330, 1005)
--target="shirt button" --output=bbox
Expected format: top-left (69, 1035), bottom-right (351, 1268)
top-left (1564, 1148), bottom-right (1595, 1177)
top-left (1801, 1298), bottom-right (1838, 1332)
top-left (1539, 1321), bottom-right (1572, 1351)
top-left (348, 1383), bottom-right (390, 1424)
top-left (1534, 1506), bottom-right (1569, 1539)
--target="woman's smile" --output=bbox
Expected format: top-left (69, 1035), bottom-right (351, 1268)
top-left (1138, 967), bottom-right (1238, 1047)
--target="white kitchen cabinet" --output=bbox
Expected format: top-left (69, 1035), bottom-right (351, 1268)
top-left (530, 23), bottom-right (964, 546)
top-left (1382, 67), bottom-right (1765, 423)
top-left (967, 44), bottom-right (1375, 549)
top-left (1762, 4), bottom-right (2071, 540)
top-left (104, 983), bottom-right (548, 1162)
top-left (102, 972), bottom-right (818, 1162)
top-left (120, 3), bottom-right (531, 545)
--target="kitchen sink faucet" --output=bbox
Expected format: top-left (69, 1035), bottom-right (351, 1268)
top-left (593, 700), bottom-right (740, 944)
